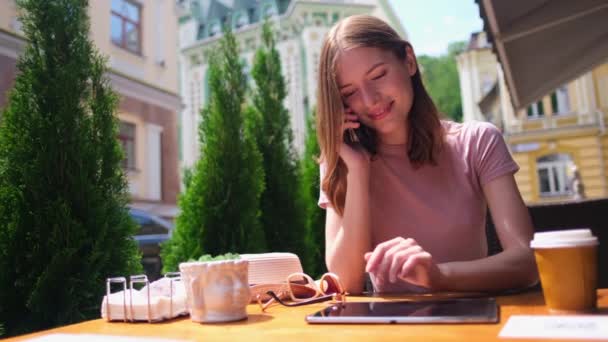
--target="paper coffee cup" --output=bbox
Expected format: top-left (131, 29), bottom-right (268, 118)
top-left (530, 229), bottom-right (598, 313)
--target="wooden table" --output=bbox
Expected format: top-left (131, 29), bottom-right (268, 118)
top-left (6, 289), bottom-right (607, 342)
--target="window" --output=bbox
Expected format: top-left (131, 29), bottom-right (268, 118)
top-left (550, 86), bottom-right (570, 115)
top-left (312, 12), bottom-right (328, 26)
top-left (332, 13), bottom-right (340, 24)
top-left (197, 24), bottom-right (206, 40)
top-left (262, 3), bottom-right (276, 18)
top-left (527, 100), bottom-right (544, 118)
top-left (209, 20), bottom-right (221, 37)
top-left (111, 0), bottom-right (142, 54)
top-left (119, 121), bottom-right (136, 170)
top-left (235, 12), bottom-right (248, 29)
top-left (536, 154), bottom-right (573, 196)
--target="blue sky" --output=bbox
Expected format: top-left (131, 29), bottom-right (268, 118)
top-left (387, 0), bottom-right (484, 56)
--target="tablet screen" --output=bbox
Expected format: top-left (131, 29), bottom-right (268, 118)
top-left (306, 297), bottom-right (498, 324)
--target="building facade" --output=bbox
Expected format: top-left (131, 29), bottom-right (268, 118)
top-left (457, 32), bottom-right (608, 204)
top-left (177, 0), bottom-right (406, 169)
top-left (0, 0), bottom-right (182, 219)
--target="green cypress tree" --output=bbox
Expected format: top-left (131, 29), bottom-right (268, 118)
top-left (0, 0), bottom-right (141, 336)
top-left (161, 26), bottom-right (265, 272)
top-left (250, 22), bottom-right (308, 270)
top-left (300, 110), bottom-right (326, 276)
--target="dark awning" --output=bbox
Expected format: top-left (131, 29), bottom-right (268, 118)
top-left (477, 0), bottom-right (608, 110)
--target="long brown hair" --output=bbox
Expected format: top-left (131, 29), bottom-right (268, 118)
top-left (317, 15), bottom-right (443, 216)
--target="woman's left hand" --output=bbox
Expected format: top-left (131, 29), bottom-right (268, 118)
top-left (364, 237), bottom-right (444, 291)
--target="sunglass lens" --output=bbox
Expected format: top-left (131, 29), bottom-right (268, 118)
top-left (320, 274), bottom-right (342, 295)
top-left (292, 286), bottom-right (317, 300)
top-left (288, 275), bottom-right (317, 300)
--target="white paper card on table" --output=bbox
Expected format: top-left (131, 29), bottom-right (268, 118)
top-left (25, 333), bottom-right (191, 342)
top-left (499, 315), bottom-right (608, 340)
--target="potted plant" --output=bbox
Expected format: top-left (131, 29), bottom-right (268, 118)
top-left (179, 253), bottom-right (250, 323)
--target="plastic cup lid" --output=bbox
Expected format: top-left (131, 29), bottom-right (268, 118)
top-left (530, 228), bottom-right (598, 248)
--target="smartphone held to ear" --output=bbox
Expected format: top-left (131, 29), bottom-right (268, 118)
top-left (345, 128), bottom-right (359, 144)
top-left (342, 107), bottom-right (375, 153)
top-left (343, 106), bottom-right (363, 146)
top-left (343, 122), bottom-right (376, 156)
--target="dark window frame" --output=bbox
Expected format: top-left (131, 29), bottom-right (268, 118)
top-left (119, 121), bottom-right (137, 170)
top-left (536, 153), bottom-right (573, 197)
top-left (111, 0), bottom-right (143, 55)
top-left (527, 100), bottom-right (545, 118)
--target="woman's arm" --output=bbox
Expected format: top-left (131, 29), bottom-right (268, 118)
top-left (325, 166), bottom-right (372, 295)
top-left (436, 173), bottom-right (539, 291)
top-left (365, 174), bottom-right (538, 292)
top-left (324, 111), bottom-right (373, 294)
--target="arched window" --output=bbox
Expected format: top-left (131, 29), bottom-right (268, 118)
top-left (536, 153), bottom-right (574, 196)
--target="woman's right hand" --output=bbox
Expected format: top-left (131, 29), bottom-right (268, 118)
top-left (340, 109), bottom-right (371, 173)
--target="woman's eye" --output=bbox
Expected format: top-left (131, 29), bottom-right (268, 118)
top-left (372, 71), bottom-right (386, 80)
top-left (343, 90), bottom-right (356, 98)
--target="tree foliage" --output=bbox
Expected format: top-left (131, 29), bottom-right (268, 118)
top-left (249, 21), bottom-right (310, 270)
top-left (161, 26), bottom-right (266, 272)
top-left (417, 41), bottom-right (466, 122)
top-left (0, 0), bottom-right (141, 336)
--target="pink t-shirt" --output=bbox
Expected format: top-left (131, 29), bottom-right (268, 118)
top-left (318, 120), bottom-right (519, 264)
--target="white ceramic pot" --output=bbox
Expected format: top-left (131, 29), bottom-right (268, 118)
top-left (179, 259), bottom-right (250, 323)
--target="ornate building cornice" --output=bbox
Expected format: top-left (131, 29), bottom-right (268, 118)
top-left (181, 1), bottom-right (374, 68)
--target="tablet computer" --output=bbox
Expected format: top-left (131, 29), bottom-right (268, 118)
top-left (305, 297), bottom-right (498, 324)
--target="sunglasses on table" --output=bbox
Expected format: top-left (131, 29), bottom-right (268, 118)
top-left (256, 272), bottom-right (347, 312)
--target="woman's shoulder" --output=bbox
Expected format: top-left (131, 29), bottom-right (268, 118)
top-left (441, 120), bottom-right (502, 142)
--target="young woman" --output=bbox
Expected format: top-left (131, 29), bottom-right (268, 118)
top-left (316, 15), bottom-right (538, 294)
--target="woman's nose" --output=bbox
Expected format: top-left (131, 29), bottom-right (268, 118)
top-left (360, 82), bottom-right (380, 108)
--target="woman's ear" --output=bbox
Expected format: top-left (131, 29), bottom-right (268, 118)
top-left (404, 45), bottom-right (417, 77)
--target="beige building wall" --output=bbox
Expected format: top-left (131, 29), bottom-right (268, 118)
top-left (0, 0), bottom-right (181, 218)
top-left (510, 132), bottom-right (606, 203)
top-left (90, 0), bottom-right (178, 94)
top-left (0, 2), bottom-right (18, 33)
top-left (456, 32), bottom-right (500, 124)
top-left (594, 64), bottom-right (608, 113)
top-left (1, 1), bottom-right (179, 94)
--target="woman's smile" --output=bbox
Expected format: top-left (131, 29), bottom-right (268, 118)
top-left (367, 100), bottom-right (394, 121)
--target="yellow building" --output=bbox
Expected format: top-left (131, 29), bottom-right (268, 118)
top-left (457, 32), bottom-right (608, 204)
top-left (0, 0), bottom-right (181, 219)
